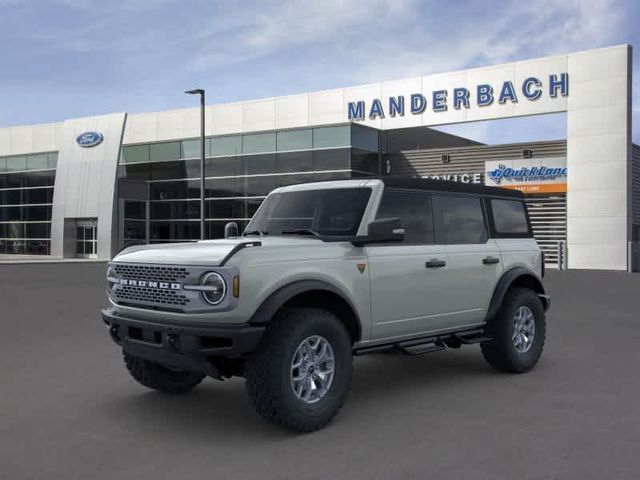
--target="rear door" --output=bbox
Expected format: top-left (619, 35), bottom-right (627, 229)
top-left (432, 194), bottom-right (502, 327)
top-left (366, 189), bottom-right (453, 340)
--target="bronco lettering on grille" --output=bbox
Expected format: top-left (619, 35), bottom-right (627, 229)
top-left (118, 279), bottom-right (182, 290)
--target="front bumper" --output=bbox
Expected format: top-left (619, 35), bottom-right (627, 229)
top-left (101, 307), bottom-right (265, 376)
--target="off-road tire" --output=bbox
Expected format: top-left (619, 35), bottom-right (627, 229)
top-left (123, 351), bottom-right (205, 393)
top-left (481, 287), bottom-right (546, 373)
top-left (245, 307), bottom-right (353, 432)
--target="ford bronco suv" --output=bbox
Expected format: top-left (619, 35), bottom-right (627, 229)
top-left (102, 177), bottom-right (550, 432)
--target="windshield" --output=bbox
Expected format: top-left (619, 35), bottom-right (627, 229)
top-left (245, 187), bottom-right (372, 238)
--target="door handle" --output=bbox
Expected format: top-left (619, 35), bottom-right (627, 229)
top-left (425, 258), bottom-right (446, 268)
top-left (482, 256), bottom-right (500, 265)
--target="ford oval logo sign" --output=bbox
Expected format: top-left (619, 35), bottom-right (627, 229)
top-left (76, 131), bottom-right (103, 148)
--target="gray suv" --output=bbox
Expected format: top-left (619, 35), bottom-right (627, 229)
top-left (102, 178), bottom-right (550, 432)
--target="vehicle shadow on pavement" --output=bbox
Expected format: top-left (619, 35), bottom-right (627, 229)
top-left (101, 348), bottom-right (500, 438)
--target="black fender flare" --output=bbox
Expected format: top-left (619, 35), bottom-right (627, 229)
top-left (249, 279), bottom-right (362, 340)
top-left (485, 267), bottom-right (548, 322)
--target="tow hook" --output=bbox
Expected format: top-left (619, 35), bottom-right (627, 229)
top-left (109, 325), bottom-right (121, 343)
top-left (167, 333), bottom-right (179, 353)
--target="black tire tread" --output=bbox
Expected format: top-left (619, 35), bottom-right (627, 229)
top-left (123, 351), bottom-right (204, 394)
top-left (481, 287), bottom-right (546, 373)
top-left (245, 307), bottom-right (352, 432)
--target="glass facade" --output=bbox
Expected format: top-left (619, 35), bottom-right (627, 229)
top-left (0, 152), bottom-right (57, 255)
top-left (117, 124), bottom-right (379, 247)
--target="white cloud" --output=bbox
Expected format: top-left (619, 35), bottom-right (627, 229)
top-left (349, 0), bottom-right (624, 82)
top-left (188, 0), bottom-right (418, 71)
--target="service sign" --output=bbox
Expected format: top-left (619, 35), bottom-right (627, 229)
top-left (485, 157), bottom-right (567, 194)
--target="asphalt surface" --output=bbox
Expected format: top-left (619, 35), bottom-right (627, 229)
top-left (1, 263), bottom-right (639, 480)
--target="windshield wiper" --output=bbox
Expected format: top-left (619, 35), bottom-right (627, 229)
top-left (280, 228), bottom-right (321, 237)
top-left (243, 229), bottom-right (268, 236)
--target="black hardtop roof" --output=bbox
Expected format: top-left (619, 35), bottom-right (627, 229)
top-left (378, 176), bottom-right (524, 199)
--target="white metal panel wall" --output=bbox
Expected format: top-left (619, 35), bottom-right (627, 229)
top-left (566, 46), bottom-right (632, 270)
top-left (50, 113), bottom-right (127, 259)
top-left (0, 122), bottom-right (61, 156)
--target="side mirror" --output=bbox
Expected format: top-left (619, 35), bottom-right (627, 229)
top-left (352, 218), bottom-right (405, 246)
top-left (224, 222), bottom-right (239, 239)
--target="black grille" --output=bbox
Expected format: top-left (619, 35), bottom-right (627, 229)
top-left (115, 285), bottom-right (190, 307)
top-left (113, 264), bottom-right (189, 282)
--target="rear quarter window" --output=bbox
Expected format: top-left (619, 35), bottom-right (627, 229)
top-left (491, 199), bottom-right (530, 236)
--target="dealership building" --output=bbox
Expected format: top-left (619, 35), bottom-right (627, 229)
top-left (0, 44), bottom-right (637, 271)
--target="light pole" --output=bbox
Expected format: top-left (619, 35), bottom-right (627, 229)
top-left (185, 88), bottom-right (206, 240)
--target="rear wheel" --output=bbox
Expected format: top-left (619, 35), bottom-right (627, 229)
top-left (123, 351), bottom-right (205, 393)
top-left (481, 288), bottom-right (546, 373)
top-left (245, 307), bottom-right (353, 432)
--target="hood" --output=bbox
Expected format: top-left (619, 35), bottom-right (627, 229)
top-left (112, 236), bottom-right (325, 266)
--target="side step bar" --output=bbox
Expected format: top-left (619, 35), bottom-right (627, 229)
top-left (354, 328), bottom-right (492, 357)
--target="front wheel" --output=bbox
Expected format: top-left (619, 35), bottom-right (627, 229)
top-left (481, 288), bottom-right (546, 373)
top-left (245, 308), bottom-right (353, 432)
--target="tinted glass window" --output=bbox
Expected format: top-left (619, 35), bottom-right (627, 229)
top-left (491, 199), bottom-right (529, 235)
top-left (27, 154), bottom-right (49, 171)
top-left (244, 154), bottom-right (276, 175)
top-left (123, 201), bottom-right (145, 220)
top-left (150, 161), bottom-right (188, 181)
top-left (242, 133), bottom-right (276, 154)
top-left (210, 136), bottom-right (241, 156)
top-left (312, 149), bottom-right (350, 171)
top-left (276, 151), bottom-right (312, 173)
top-left (375, 190), bottom-right (433, 244)
top-left (277, 129), bottom-right (312, 151)
top-left (246, 188), bottom-right (371, 237)
top-left (313, 126), bottom-right (350, 149)
top-left (433, 195), bottom-right (487, 244)
top-left (149, 142), bottom-right (180, 162)
top-left (351, 125), bottom-right (379, 152)
top-left (6, 156), bottom-right (27, 172)
top-left (206, 156), bottom-right (244, 177)
top-left (180, 139), bottom-right (201, 159)
top-left (48, 153), bottom-right (58, 169)
top-left (121, 145), bottom-right (149, 164)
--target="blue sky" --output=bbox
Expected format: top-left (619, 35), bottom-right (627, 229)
top-left (0, 0), bottom-right (638, 144)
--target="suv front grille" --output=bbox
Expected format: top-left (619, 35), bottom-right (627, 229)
top-left (107, 261), bottom-right (237, 313)
top-left (113, 264), bottom-right (189, 283)
top-left (109, 262), bottom-right (195, 310)
top-left (115, 284), bottom-right (190, 307)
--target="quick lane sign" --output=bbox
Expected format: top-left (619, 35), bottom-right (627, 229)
top-left (348, 73), bottom-right (568, 121)
top-left (485, 157), bottom-right (567, 194)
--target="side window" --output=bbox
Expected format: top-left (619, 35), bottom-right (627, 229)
top-left (491, 199), bottom-right (530, 235)
top-left (433, 195), bottom-right (487, 244)
top-left (375, 190), bottom-right (434, 244)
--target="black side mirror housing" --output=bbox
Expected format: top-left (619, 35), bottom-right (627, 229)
top-left (224, 222), bottom-right (239, 239)
top-left (352, 218), bottom-right (405, 246)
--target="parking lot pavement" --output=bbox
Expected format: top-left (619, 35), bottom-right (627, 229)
top-left (1, 263), bottom-right (639, 480)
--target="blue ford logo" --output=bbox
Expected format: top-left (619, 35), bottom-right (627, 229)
top-left (76, 131), bottom-right (103, 148)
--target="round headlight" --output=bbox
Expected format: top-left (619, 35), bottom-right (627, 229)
top-left (201, 272), bottom-right (226, 305)
top-left (107, 266), bottom-right (116, 294)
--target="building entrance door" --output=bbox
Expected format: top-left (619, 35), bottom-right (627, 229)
top-left (76, 221), bottom-right (97, 258)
